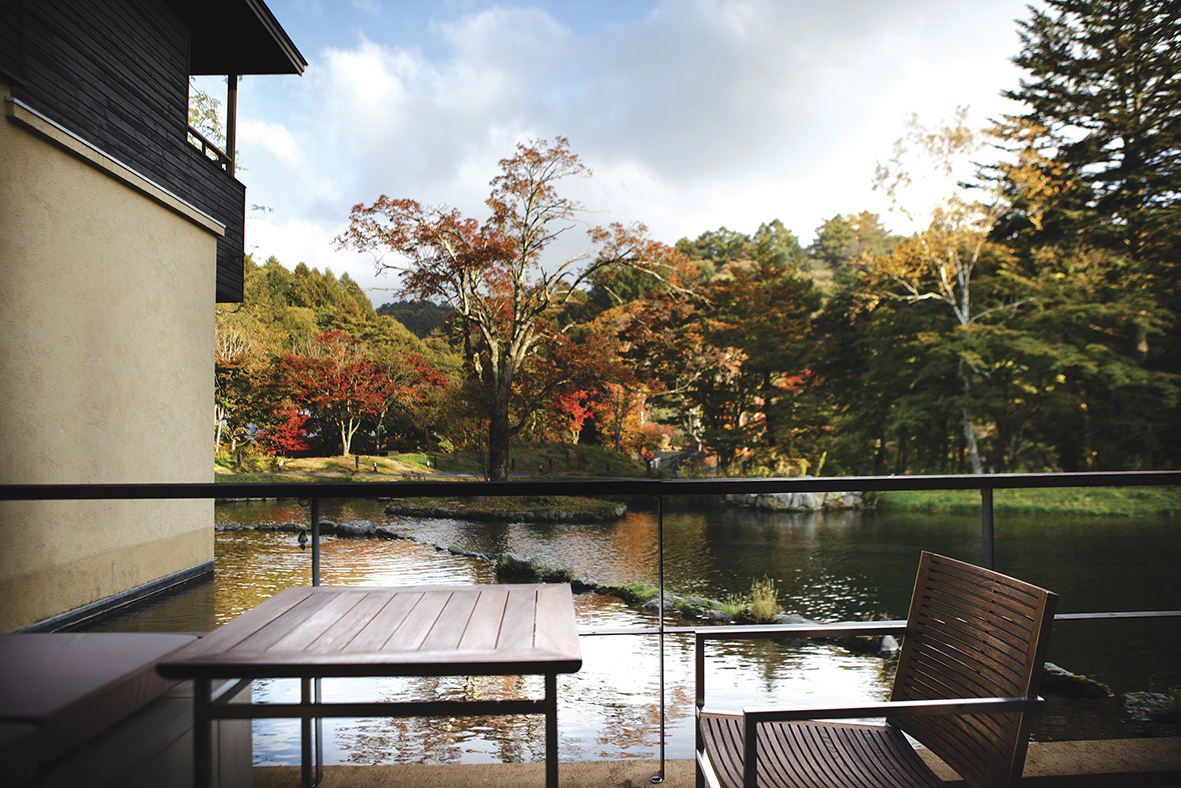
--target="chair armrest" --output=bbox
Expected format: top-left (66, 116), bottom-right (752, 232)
top-left (743, 695), bottom-right (1043, 724)
top-left (696, 748), bottom-right (725, 788)
top-left (695, 620), bottom-right (907, 644)
top-left (694, 621), bottom-right (907, 708)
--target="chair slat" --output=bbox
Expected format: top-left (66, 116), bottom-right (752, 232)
top-left (701, 713), bottom-right (945, 788)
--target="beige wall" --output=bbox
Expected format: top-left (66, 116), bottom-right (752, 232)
top-left (0, 84), bottom-right (220, 631)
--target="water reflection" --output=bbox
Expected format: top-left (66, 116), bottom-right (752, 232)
top-left (94, 495), bottom-right (1180, 765)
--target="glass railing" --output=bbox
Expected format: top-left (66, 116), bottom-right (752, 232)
top-left (3, 470), bottom-right (1179, 780)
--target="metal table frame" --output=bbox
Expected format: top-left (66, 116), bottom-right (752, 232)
top-left (159, 584), bottom-right (581, 788)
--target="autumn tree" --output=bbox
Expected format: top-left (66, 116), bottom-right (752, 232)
top-left (338, 137), bottom-right (676, 479)
top-left (272, 332), bottom-right (402, 456)
top-left (869, 108), bottom-right (1037, 474)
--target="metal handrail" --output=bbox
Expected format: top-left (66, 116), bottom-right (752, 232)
top-left (4, 470), bottom-right (1178, 783)
top-left (3, 469), bottom-right (1177, 500)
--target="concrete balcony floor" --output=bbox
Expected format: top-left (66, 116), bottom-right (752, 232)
top-left (252, 738), bottom-right (1180, 787)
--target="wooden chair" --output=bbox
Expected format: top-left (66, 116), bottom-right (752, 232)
top-left (695, 552), bottom-right (1057, 788)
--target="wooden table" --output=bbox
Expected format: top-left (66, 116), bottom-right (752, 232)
top-left (157, 584), bottom-right (582, 788)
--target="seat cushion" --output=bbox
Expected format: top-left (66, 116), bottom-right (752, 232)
top-left (0, 633), bottom-right (196, 764)
top-left (699, 712), bottom-right (945, 788)
top-left (0, 721), bottom-right (40, 787)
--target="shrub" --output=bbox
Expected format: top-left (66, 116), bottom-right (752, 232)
top-left (749, 575), bottom-right (781, 623)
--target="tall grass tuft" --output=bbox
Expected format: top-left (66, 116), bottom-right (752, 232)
top-left (718, 594), bottom-right (747, 619)
top-left (749, 575), bottom-right (781, 623)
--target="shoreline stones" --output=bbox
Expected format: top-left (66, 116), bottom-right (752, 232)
top-left (1042, 662), bottom-right (1114, 698)
top-left (383, 502), bottom-right (627, 522)
top-left (727, 491), bottom-right (865, 511)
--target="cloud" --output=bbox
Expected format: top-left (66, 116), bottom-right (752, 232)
top-left (240, 119), bottom-right (301, 164)
top-left (240, 0), bottom-right (1033, 273)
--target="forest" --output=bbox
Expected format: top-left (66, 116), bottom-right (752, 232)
top-left (215, 1), bottom-right (1179, 479)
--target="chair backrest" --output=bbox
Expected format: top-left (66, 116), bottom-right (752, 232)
top-left (888, 552), bottom-right (1057, 788)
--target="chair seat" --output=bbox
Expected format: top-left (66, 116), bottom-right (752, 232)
top-left (699, 712), bottom-right (945, 788)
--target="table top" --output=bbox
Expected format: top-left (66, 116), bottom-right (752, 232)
top-left (157, 584), bottom-right (582, 680)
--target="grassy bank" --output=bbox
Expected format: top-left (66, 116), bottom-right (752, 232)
top-left (434, 442), bottom-right (648, 477)
top-left (215, 443), bottom-right (647, 481)
top-left (214, 454), bottom-right (437, 484)
top-left (878, 485), bottom-right (1180, 517)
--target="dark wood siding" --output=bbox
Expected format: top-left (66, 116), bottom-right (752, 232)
top-left (0, 0), bottom-right (23, 83)
top-left (7, 0), bottom-right (245, 302)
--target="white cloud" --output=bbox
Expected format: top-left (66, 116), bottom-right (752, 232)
top-left (239, 119), bottom-right (303, 167)
top-left (245, 215), bottom-right (403, 307)
top-left (239, 0), bottom-right (1036, 275)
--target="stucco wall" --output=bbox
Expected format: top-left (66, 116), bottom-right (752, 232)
top-left (0, 85), bottom-right (218, 631)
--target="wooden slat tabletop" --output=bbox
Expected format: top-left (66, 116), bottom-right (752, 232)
top-left (157, 584), bottom-right (582, 680)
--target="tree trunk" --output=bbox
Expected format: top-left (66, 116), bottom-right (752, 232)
top-left (961, 406), bottom-right (984, 475)
top-left (487, 399), bottom-right (511, 481)
top-left (340, 417), bottom-right (355, 457)
top-left (486, 369), bottom-right (514, 481)
top-left (959, 369), bottom-right (984, 474)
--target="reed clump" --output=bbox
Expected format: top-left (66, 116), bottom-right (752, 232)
top-left (749, 575), bottom-right (781, 623)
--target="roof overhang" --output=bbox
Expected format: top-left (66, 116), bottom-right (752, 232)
top-left (188, 0), bottom-right (307, 76)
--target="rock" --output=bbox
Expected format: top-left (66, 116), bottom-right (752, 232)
top-left (1123, 692), bottom-right (1180, 724)
top-left (671, 596), bottom-right (731, 620)
top-left (1041, 662), bottom-right (1113, 698)
top-left (643, 593), bottom-right (684, 613)
top-left (496, 553), bottom-right (540, 578)
top-left (335, 520), bottom-right (375, 536)
top-left (727, 491), bottom-right (865, 511)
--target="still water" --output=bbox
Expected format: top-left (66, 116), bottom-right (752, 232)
top-left (98, 495), bottom-right (1180, 765)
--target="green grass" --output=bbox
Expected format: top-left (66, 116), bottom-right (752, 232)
top-left (399, 495), bottom-right (622, 518)
top-left (215, 472), bottom-right (358, 484)
top-left (216, 443), bottom-right (646, 481)
top-left (879, 485), bottom-right (1180, 517)
top-left (215, 453), bottom-right (437, 479)
top-left (438, 441), bottom-right (648, 477)
top-left (717, 594), bottom-right (747, 619)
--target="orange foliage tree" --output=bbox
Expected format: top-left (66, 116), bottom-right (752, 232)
top-left (338, 137), bottom-right (678, 479)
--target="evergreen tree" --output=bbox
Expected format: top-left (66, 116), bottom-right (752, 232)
top-left (998, 0), bottom-right (1181, 468)
top-left (1005, 0), bottom-right (1180, 269)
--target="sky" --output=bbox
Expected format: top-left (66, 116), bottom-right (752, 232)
top-left (202, 0), bottom-right (1042, 306)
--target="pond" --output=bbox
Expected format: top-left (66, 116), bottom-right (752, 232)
top-left (94, 494), bottom-right (1180, 766)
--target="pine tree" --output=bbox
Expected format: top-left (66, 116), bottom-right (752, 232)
top-left (999, 0), bottom-right (1181, 469)
top-left (1004, 0), bottom-right (1179, 276)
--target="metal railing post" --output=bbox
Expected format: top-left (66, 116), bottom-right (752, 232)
top-left (652, 493), bottom-right (666, 784)
top-left (981, 487), bottom-right (995, 569)
top-left (311, 497), bottom-right (321, 587)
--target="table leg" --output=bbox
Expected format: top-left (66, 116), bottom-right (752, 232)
top-left (301, 678), bottom-right (313, 788)
top-left (545, 673), bottom-right (558, 788)
top-left (194, 677), bottom-right (213, 788)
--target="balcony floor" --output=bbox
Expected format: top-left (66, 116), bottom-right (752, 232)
top-left (251, 738), bottom-right (1180, 786)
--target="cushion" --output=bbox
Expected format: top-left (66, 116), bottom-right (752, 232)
top-left (0, 721), bottom-right (40, 787)
top-left (0, 633), bottom-right (196, 764)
